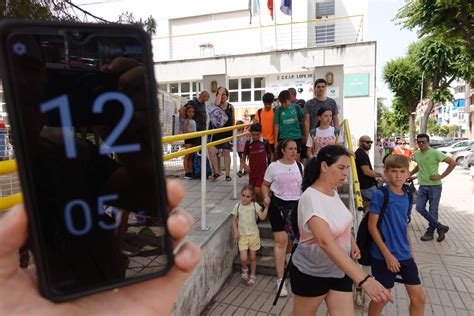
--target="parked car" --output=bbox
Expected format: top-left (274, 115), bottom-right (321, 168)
top-left (438, 140), bottom-right (474, 154)
top-left (465, 152), bottom-right (474, 169)
top-left (451, 144), bottom-right (474, 166)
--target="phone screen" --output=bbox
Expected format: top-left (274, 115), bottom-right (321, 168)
top-left (2, 26), bottom-right (171, 299)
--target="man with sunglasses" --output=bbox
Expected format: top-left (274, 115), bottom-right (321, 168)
top-left (410, 134), bottom-right (456, 242)
top-left (355, 136), bottom-right (382, 212)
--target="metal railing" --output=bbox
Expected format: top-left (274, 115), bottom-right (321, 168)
top-left (154, 15), bottom-right (364, 61)
top-left (0, 124), bottom-right (251, 232)
top-left (0, 121), bottom-right (363, 233)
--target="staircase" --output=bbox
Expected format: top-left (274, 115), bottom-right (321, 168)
top-left (232, 181), bottom-right (353, 276)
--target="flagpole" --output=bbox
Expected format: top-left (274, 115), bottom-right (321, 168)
top-left (290, 12), bottom-right (293, 49)
top-left (273, 1), bottom-right (277, 49)
top-left (259, 3), bottom-right (263, 52)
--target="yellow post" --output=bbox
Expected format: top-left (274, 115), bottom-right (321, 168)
top-left (343, 120), bottom-right (364, 211)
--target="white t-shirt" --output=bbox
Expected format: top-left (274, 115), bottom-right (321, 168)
top-left (292, 187), bottom-right (353, 278)
top-left (263, 160), bottom-right (303, 201)
top-left (306, 126), bottom-right (342, 156)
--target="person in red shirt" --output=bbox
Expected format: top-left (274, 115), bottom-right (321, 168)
top-left (243, 123), bottom-right (272, 201)
top-left (254, 92), bottom-right (275, 161)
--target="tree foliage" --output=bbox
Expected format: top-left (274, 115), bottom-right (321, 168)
top-left (410, 37), bottom-right (474, 132)
top-left (396, 0), bottom-right (474, 53)
top-left (382, 54), bottom-right (426, 145)
top-left (377, 97), bottom-right (409, 138)
top-left (117, 11), bottom-right (157, 35)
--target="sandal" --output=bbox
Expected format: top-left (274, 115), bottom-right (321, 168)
top-left (211, 173), bottom-right (220, 181)
top-left (247, 275), bottom-right (256, 286)
top-left (241, 269), bottom-right (249, 282)
top-left (226, 176), bottom-right (232, 182)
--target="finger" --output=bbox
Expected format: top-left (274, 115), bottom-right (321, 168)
top-left (0, 205), bottom-right (28, 280)
top-left (107, 57), bottom-right (140, 73)
top-left (166, 179), bottom-right (185, 210)
top-left (167, 209), bottom-right (194, 247)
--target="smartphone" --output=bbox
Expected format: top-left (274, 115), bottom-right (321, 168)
top-left (0, 21), bottom-right (172, 301)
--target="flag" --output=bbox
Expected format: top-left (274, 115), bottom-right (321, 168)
top-left (280, 0), bottom-right (291, 16)
top-left (267, 0), bottom-right (273, 20)
top-left (249, 0), bottom-right (260, 24)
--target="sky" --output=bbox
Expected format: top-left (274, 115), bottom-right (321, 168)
top-left (77, 0), bottom-right (419, 107)
top-left (367, 0), bottom-right (418, 107)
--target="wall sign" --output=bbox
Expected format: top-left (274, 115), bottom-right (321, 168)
top-left (344, 73), bottom-right (369, 97)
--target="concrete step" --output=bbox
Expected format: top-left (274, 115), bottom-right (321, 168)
top-left (233, 254), bottom-right (277, 276)
top-left (256, 238), bottom-right (274, 257)
top-left (258, 220), bottom-right (273, 239)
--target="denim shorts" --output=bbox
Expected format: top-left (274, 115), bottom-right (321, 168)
top-left (371, 257), bottom-right (421, 289)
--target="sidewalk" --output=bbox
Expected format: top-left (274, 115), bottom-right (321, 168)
top-left (202, 167), bottom-right (474, 315)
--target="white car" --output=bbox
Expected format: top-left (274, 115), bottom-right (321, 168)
top-left (438, 140), bottom-right (474, 154)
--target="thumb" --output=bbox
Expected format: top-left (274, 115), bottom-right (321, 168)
top-left (0, 204), bottom-right (28, 280)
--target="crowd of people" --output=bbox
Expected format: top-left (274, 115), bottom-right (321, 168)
top-left (0, 78), bottom-right (458, 315)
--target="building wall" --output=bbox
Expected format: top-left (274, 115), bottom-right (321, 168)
top-left (155, 41), bottom-right (377, 145)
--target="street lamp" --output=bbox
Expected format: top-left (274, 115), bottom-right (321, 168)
top-left (419, 71), bottom-right (425, 132)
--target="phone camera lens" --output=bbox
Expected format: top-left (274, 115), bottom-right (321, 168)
top-left (12, 42), bottom-right (27, 56)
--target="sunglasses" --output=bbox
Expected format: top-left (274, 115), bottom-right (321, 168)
top-left (363, 141), bottom-right (373, 144)
top-left (417, 141), bottom-right (427, 144)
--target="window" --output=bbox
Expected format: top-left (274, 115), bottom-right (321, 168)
top-left (163, 81), bottom-right (202, 98)
top-left (315, 24), bottom-right (335, 45)
top-left (228, 77), bottom-right (266, 103)
top-left (170, 83), bottom-right (179, 94)
top-left (315, 0), bottom-right (335, 18)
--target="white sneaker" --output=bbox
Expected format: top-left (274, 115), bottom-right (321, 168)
top-left (277, 279), bottom-right (288, 297)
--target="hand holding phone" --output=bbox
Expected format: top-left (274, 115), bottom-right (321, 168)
top-left (0, 21), bottom-right (175, 301)
top-left (0, 180), bottom-right (201, 315)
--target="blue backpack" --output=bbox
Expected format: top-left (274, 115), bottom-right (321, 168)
top-left (193, 151), bottom-right (212, 179)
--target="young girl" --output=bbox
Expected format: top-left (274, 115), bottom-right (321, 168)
top-left (231, 185), bottom-right (268, 286)
top-left (306, 106), bottom-right (342, 158)
top-left (182, 105), bottom-right (197, 179)
top-left (236, 120), bottom-right (249, 177)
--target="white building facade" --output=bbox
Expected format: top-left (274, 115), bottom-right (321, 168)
top-left (153, 0), bottom-right (376, 141)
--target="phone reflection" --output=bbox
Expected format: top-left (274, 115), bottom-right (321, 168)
top-left (9, 32), bottom-right (169, 297)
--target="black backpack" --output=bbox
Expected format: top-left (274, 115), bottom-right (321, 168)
top-left (356, 186), bottom-right (413, 266)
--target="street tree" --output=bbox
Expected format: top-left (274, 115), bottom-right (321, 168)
top-left (396, 0), bottom-right (474, 54)
top-left (410, 37), bottom-right (474, 133)
top-left (382, 55), bottom-right (426, 146)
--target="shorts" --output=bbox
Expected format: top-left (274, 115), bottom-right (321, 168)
top-left (371, 257), bottom-right (421, 289)
top-left (184, 137), bottom-right (199, 146)
top-left (278, 138), bottom-right (302, 154)
top-left (361, 185), bottom-right (377, 202)
top-left (268, 196), bottom-right (298, 232)
top-left (216, 141), bottom-right (232, 150)
top-left (289, 260), bottom-right (353, 297)
top-left (269, 143), bottom-right (275, 153)
top-left (238, 233), bottom-right (261, 251)
top-left (249, 175), bottom-right (264, 188)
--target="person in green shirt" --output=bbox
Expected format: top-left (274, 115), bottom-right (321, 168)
top-left (274, 90), bottom-right (304, 159)
top-left (409, 134), bottom-right (456, 242)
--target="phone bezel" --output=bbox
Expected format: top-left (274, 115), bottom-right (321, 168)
top-left (0, 20), bottom-right (173, 302)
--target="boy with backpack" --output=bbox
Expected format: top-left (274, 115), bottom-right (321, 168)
top-left (254, 92), bottom-right (276, 161)
top-left (367, 155), bottom-right (426, 316)
top-left (232, 185), bottom-right (269, 286)
top-left (243, 123), bottom-right (272, 201)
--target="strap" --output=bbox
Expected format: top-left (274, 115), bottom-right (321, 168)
top-left (258, 108), bottom-right (262, 121)
top-left (244, 139), bottom-right (251, 157)
top-left (378, 186), bottom-right (389, 226)
top-left (296, 161), bottom-right (303, 177)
